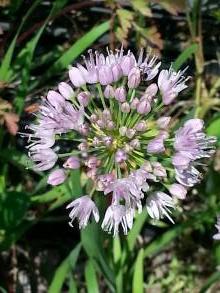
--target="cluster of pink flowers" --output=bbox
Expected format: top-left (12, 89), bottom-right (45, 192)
top-left (25, 47), bottom-right (216, 236)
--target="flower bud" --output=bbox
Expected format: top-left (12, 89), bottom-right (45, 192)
top-left (130, 97), bottom-right (139, 110)
top-left (145, 83), bottom-right (158, 97)
top-left (103, 136), bottom-right (113, 146)
top-left (137, 99), bottom-right (151, 115)
top-left (152, 162), bottom-right (167, 177)
top-left (147, 137), bottom-right (165, 154)
top-left (119, 126), bottom-right (127, 136)
top-left (169, 183), bottom-right (187, 199)
top-left (92, 137), bottom-right (100, 146)
top-left (79, 123), bottom-right (89, 136)
top-left (69, 66), bottom-right (86, 87)
top-left (123, 143), bottom-right (133, 153)
top-left (77, 91), bottom-right (90, 107)
top-left (90, 114), bottom-right (98, 123)
top-left (121, 102), bottom-right (130, 113)
top-left (98, 65), bottom-right (113, 85)
top-left (126, 128), bottom-right (136, 139)
top-left (102, 109), bottom-right (111, 119)
top-left (78, 142), bottom-right (88, 151)
top-left (47, 90), bottom-right (65, 111)
top-left (47, 169), bottom-right (66, 186)
top-left (115, 149), bottom-right (127, 163)
top-left (96, 119), bottom-right (105, 128)
top-left (86, 156), bottom-right (100, 169)
top-left (106, 121), bottom-right (115, 130)
top-left (157, 116), bottom-right (171, 129)
top-left (120, 54), bottom-right (136, 75)
top-left (58, 82), bottom-right (74, 100)
top-left (115, 87), bottom-right (126, 103)
top-left (104, 85), bottom-right (114, 98)
top-left (63, 156), bottom-right (80, 169)
top-left (130, 138), bottom-right (140, 149)
top-left (141, 161), bottom-right (152, 172)
top-left (135, 120), bottom-right (147, 132)
top-left (128, 67), bottom-right (141, 89)
top-left (112, 64), bottom-right (123, 82)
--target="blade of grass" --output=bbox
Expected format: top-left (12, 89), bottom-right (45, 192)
top-left (14, 0), bottom-right (68, 114)
top-left (0, 0), bottom-right (41, 81)
top-left (132, 249), bottom-right (144, 293)
top-left (85, 260), bottom-right (99, 293)
top-left (48, 243), bottom-right (81, 293)
top-left (43, 20), bottom-right (110, 79)
top-left (172, 43), bottom-right (198, 71)
top-left (127, 211), bottom-right (148, 252)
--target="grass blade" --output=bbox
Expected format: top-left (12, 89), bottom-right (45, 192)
top-left (132, 249), bottom-right (144, 293)
top-left (172, 43), bottom-right (198, 71)
top-left (48, 243), bottom-right (81, 293)
top-left (85, 260), bottom-right (99, 293)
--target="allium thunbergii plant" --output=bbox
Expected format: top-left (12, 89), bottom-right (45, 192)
top-left (24, 47), bottom-right (216, 236)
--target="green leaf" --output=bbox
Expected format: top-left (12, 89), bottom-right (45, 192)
top-left (0, 191), bottom-right (30, 230)
top-left (132, 249), bottom-right (144, 293)
top-left (144, 225), bottom-right (183, 258)
top-left (46, 21), bottom-right (110, 76)
top-left (68, 274), bottom-right (78, 293)
top-left (172, 43), bottom-right (198, 71)
top-left (14, 0), bottom-right (68, 114)
top-left (127, 211), bottom-right (148, 251)
top-left (81, 223), bottom-right (115, 290)
top-left (0, 0), bottom-right (41, 81)
top-left (48, 243), bottom-right (81, 293)
top-left (85, 260), bottom-right (99, 293)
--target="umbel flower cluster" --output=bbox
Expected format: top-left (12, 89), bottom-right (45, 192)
top-left (25, 47), bottom-right (216, 236)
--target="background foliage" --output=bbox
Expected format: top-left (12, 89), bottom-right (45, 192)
top-left (0, 0), bottom-right (220, 292)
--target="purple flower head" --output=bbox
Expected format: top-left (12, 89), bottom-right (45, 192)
top-left (66, 195), bottom-right (99, 229)
top-left (24, 46), bottom-right (216, 235)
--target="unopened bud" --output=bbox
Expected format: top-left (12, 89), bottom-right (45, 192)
top-left (69, 66), bottom-right (86, 87)
top-left (121, 102), bottom-right (130, 113)
top-left (77, 91), bottom-right (90, 107)
top-left (168, 183), bottom-right (187, 200)
top-left (128, 67), bottom-right (141, 89)
top-left (104, 85), bottom-right (114, 98)
top-left (47, 169), bottom-right (66, 186)
top-left (58, 82), bottom-right (74, 100)
top-left (115, 87), bottom-right (126, 102)
top-left (63, 156), bottom-right (80, 169)
top-left (135, 120), bottom-right (147, 132)
top-left (137, 100), bottom-right (151, 115)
